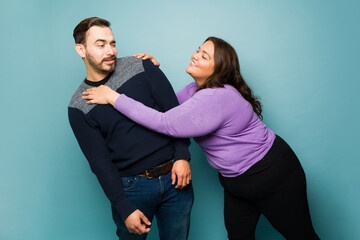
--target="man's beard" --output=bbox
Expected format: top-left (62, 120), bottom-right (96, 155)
top-left (86, 53), bottom-right (116, 74)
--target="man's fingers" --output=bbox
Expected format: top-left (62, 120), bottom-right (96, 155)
top-left (171, 170), bottom-right (176, 185)
top-left (132, 223), bottom-right (150, 235)
top-left (127, 222), bottom-right (150, 235)
top-left (175, 174), bottom-right (183, 188)
top-left (132, 211), bottom-right (151, 234)
top-left (139, 212), bottom-right (151, 226)
top-left (175, 173), bottom-right (186, 189)
top-left (133, 225), bottom-right (143, 235)
top-left (186, 173), bottom-right (191, 185)
top-left (138, 225), bottom-right (151, 234)
top-left (176, 172), bottom-right (192, 189)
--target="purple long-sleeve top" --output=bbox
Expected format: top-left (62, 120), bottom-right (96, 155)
top-left (115, 82), bottom-right (276, 177)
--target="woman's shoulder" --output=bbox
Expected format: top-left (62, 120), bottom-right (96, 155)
top-left (199, 84), bottom-right (240, 97)
top-left (183, 84), bottom-right (243, 102)
top-left (182, 82), bottom-right (198, 91)
top-left (200, 85), bottom-right (249, 108)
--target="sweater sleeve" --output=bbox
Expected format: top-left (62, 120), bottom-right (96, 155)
top-left (175, 82), bottom-right (197, 104)
top-left (68, 107), bottom-right (137, 221)
top-left (114, 88), bottom-right (224, 138)
top-left (142, 60), bottom-right (191, 160)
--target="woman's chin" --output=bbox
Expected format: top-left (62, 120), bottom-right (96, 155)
top-left (185, 66), bottom-right (194, 76)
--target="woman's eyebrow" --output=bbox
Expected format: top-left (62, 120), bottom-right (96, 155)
top-left (198, 46), bottom-right (211, 59)
top-left (202, 50), bottom-right (211, 59)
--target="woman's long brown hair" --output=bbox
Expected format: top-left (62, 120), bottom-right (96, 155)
top-left (196, 37), bottom-right (263, 120)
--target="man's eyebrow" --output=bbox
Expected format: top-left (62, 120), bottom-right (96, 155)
top-left (95, 39), bottom-right (106, 43)
top-left (94, 39), bottom-right (116, 44)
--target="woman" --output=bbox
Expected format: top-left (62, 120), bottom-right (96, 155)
top-left (83, 37), bottom-right (320, 240)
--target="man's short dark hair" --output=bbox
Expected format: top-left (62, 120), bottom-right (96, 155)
top-left (73, 17), bottom-right (110, 45)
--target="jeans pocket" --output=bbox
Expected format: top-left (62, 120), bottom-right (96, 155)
top-left (121, 178), bottom-right (135, 191)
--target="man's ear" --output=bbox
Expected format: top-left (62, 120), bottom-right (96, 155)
top-left (75, 43), bottom-right (86, 58)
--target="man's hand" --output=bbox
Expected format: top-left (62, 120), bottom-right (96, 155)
top-left (133, 53), bottom-right (160, 67)
top-left (172, 160), bottom-right (191, 189)
top-left (124, 209), bottom-right (151, 235)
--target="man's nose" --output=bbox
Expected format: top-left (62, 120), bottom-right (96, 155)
top-left (105, 44), bottom-right (115, 55)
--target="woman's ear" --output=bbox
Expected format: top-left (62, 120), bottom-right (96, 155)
top-left (75, 44), bottom-right (86, 58)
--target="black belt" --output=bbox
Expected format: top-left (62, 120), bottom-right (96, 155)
top-left (138, 161), bottom-right (173, 179)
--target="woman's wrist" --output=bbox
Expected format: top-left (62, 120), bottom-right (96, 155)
top-left (108, 92), bottom-right (121, 106)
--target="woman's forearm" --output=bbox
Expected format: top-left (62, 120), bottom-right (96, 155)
top-left (113, 92), bottom-right (223, 138)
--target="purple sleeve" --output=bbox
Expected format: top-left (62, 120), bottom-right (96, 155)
top-left (176, 82), bottom-right (197, 104)
top-left (114, 89), bottom-right (224, 138)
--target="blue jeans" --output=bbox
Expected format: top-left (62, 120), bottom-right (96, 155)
top-left (111, 171), bottom-right (194, 240)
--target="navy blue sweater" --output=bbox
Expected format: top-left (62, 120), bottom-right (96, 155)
top-left (68, 57), bottom-right (190, 221)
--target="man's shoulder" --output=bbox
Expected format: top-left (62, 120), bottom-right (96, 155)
top-left (113, 56), bottom-right (145, 76)
top-left (107, 56), bottom-right (146, 90)
top-left (68, 56), bottom-right (146, 114)
top-left (116, 56), bottom-right (141, 64)
top-left (68, 82), bottom-right (93, 115)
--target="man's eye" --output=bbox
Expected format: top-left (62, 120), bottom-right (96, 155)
top-left (202, 55), bottom-right (207, 59)
top-left (98, 45), bottom-right (104, 48)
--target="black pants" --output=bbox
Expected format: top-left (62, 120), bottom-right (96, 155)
top-left (219, 136), bottom-right (319, 240)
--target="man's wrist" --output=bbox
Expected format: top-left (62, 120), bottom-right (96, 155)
top-left (174, 158), bottom-right (190, 162)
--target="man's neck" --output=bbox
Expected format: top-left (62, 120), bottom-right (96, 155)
top-left (86, 69), bottom-right (109, 82)
top-left (84, 71), bottom-right (113, 87)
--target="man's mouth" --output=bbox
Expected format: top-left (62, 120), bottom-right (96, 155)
top-left (103, 57), bottom-right (116, 64)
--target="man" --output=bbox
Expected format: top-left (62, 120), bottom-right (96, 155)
top-left (68, 17), bottom-right (194, 240)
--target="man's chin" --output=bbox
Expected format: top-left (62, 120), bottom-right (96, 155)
top-left (102, 63), bottom-right (116, 73)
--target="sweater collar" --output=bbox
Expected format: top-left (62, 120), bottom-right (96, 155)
top-left (84, 71), bottom-right (114, 87)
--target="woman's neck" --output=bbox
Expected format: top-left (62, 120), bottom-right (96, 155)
top-left (194, 78), bottom-right (206, 87)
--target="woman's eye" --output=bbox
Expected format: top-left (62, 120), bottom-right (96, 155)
top-left (202, 55), bottom-right (207, 59)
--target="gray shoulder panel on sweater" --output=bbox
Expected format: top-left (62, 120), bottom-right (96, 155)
top-left (107, 56), bottom-right (144, 90)
top-left (68, 57), bottom-right (144, 114)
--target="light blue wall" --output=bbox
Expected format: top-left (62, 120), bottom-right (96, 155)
top-left (1, 0), bottom-right (359, 239)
